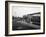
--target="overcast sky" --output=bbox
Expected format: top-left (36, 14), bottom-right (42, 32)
top-left (12, 6), bottom-right (41, 17)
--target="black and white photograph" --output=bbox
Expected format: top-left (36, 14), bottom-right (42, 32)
top-left (5, 1), bottom-right (45, 36)
top-left (12, 6), bottom-right (40, 30)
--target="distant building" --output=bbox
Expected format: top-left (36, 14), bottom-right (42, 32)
top-left (22, 12), bottom-right (40, 25)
